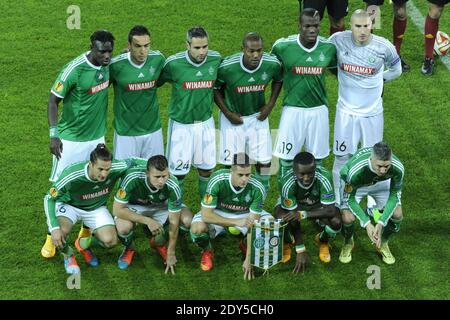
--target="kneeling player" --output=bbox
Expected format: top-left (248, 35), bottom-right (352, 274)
top-left (44, 144), bottom-right (130, 274)
top-left (274, 152), bottom-right (341, 272)
top-left (339, 142), bottom-right (404, 265)
top-left (113, 155), bottom-right (192, 274)
top-left (190, 153), bottom-right (270, 279)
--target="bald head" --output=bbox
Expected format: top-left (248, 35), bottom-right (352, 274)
top-left (350, 9), bottom-right (372, 45)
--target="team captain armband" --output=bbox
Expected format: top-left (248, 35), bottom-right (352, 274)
top-left (49, 126), bottom-right (59, 138)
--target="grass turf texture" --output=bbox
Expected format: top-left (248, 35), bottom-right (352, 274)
top-left (0, 0), bottom-right (448, 299)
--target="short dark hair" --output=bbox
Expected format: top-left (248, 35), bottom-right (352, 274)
top-left (186, 26), bottom-right (208, 43)
top-left (90, 30), bottom-right (115, 45)
top-left (147, 155), bottom-right (168, 171)
top-left (299, 8), bottom-right (320, 23)
top-left (231, 153), bottom-right (251, 168)
top-left (293, 152), bottom-right (316, 167)
top-left (372, 142), bottom-right (392, 161)
top-left (128, 25), bottom-right (151, 43)
top-left (90, 143), bottom-right (112, 163)
top-left (242, 32), bottom-right (263, 47)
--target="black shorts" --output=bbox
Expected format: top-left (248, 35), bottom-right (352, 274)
top-left (303, 0), bottom-right (349, 20)
top-left (428, 0), bottom-right (449, 6)
top-left (363, 0), bottom-right (408, 5)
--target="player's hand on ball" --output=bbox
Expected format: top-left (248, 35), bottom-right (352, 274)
top-left (293, 251), bottom-right (311, 274)
top-left (51, 229), bottom-right (66, 249)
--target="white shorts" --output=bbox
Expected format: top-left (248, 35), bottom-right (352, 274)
top-left (273, 106), bottom-right (330, 160)
top-left (123, 204), bottom-right (169, 225)
top-left (50, 137), bottom-right (105, 182)
top-left (192, 209), bottom-right (272, 238)
top-left (55, 203), bottom-right (114, 231)
top-left (333, 109), bottom-right (383, 156)
top-left (340, 179), bottom-right (399, 210)
top-left (113, 129), bottom-right (164, 160)
top-left (219, 112), bottom-right (272, 165)
top-left (166, 117), bottom-right (216, 175)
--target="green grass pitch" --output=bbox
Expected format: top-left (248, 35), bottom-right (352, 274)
top-left (0, 0), bottom-right (449, 299)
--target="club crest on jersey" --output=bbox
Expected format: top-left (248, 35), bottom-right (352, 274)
top-left (208, 66), bottom-right (214, 75)
top-left (245, 194), bottom-right (252, 203)
top-left (49, 187), bottom-right (58, 198)
top-left (149, 66), bottom-right (155, 75)
top-left (54, 82), bottom-right (64, 93)
top-left (344, 184), bottom-right (353, 193)
top-left (204, 194), bottom-right (213, 205)
top-left (116, 188), bottom-right (127, 199)
top-left (319, 52), bottom-right (325, 62)
top-left (261, 72), bottom-right (268, 81)
top-left (283, 198), bottom-right (294, 207)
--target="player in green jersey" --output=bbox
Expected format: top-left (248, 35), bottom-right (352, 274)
top-left (157, 26), bottom-right (222, 200)
top-left (113, 156), bottom-right (193, 274)
top-left (214, 32), bottom-right (282, 192)
top-left (110, 25), bottom-right (166, 160)
top-left (338, 142), bottom-right (404, 265)
top-left (42, 30), bottom-right (115, 259)
top-left (44, 144), bottom-right (129, 274)
top-left (190, 153), bottom-right (271, 279)
top-left (274, 152), bottom-right (341, 272)
top-left (271, 8), bottom-right (337, 178)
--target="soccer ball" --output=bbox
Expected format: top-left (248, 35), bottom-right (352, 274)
top-left (434, 31), bottom-right (450, 56)
top-left (228, 227), bottom-right (241, 235)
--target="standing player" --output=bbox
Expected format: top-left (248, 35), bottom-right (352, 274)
top-left (364, 0), bottom-right (411, 72)
top-left (272, 8), bottom-right (337, 178)
top-left (302, 0), bottom-right (349, 35)
top-left (275, 152), bottom-right (341, 272)
top-left (110, 25), bottom-right (166, 159)
top-left (214, 32), bottom-right (282, 192)
top-left (42, 30), bottom-right (115, 258)
top-left (339, 142), bottom-right (404, 265)
top-left (190, 153), bottom-right (270, 278)
top-left (113, 156), bottom-right (193, 274)
top-left (421, 0), bottom-right (449, 75)
top-left (329, 9), bottom-right (402, 205)
top-left (44, 144), bottom-right (130, 274)
top-left (157, 27), bottom-right (221, 199)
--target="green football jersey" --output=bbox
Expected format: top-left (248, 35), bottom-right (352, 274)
top-left (340, 147), bottom-right (405, 226)
top-left (110, 51), bottom-right (165, 136)
top-left (279, 166), bottom-right (335, 211)
top-left (50, 52), bottom-right (110, 141)
top-left (201, 169), bottom-right (266, 214)
top-left (215, 52), bottom-right (282, 116)
top-left (45, 160), bottom-right (130, 230)
top-left (114, 160), bottom-right (182, 213)
top-left (271, 35), bottom-right (337, 108)
top-left (157, 50), bottom-right (222, 124)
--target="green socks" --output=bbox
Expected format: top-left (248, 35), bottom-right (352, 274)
top-left (190, 231), bottom-right (212, 250)
top-left (342, 223), bottom-right (355, 243)
top-left (382, 217), bottom-right (403, 242)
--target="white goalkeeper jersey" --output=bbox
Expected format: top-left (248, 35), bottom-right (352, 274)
top-left (329, 31), bottom-right (400, 116)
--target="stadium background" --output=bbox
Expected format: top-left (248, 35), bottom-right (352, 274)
top-left (0, 0), bottom-right (448, 299)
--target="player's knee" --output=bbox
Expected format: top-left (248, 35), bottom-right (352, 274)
top-left (329, 216), bottom-right (342, 231)
top-left (341, 210), bottom-right (355, 224)
top-left (99, 233), bottom-right (118, 248)
top-left (115, 219), bottom-right (133, 235)
top-left (190, 222), bottom-right (207, 234)
top-left (392, 206), bottom-right (403, 220)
